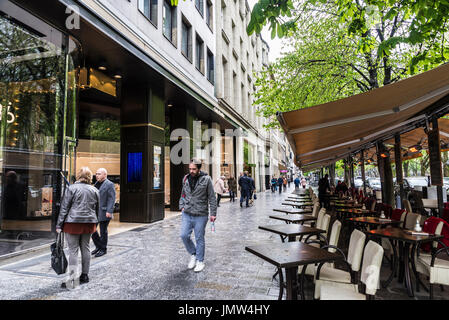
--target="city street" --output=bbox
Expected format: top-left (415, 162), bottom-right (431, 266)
top-left (0, 187), bottom-right (295, 300)
top-left (0, 185), bottom-right (445, 300)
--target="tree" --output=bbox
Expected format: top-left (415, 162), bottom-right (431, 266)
top-left (253, 1), bottom-right (418, 128)
top-left (248, 0), bottom-right (449, 74)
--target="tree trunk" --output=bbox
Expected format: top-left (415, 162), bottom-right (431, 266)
top-left (443, 151), bottom-right (449, 177)
top-left (403, 161), bottom-right (409, 177)
top-left (420, 157), bottom-right (426, 176)
top-left (328, 163), bottom-right (336, 187)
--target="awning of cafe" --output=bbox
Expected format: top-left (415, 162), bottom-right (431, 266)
top-left (277, 63), bottom-right (449, 171)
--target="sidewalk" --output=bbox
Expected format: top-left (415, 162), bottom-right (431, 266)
top-left (0, 185), bottom-right (441, 300)
top-left (0, 187), bottom-right (295, 300)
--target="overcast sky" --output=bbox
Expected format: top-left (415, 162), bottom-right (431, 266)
top-left (247, 0), bottom-right (286, 62)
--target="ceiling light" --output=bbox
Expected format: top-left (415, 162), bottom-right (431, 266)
top-left (98, 61), bottom-right (107, 71)
top-left (408, 144), bottom-right (422, 153)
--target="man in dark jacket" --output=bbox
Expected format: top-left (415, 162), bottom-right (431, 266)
top-left (179, 159), bottom-right (217, 272)
top-left (248, 173), bottom-right (256, 203)
top-left (91, 168), bottom-right (116, 258)
top-left (318, 174), bottom-right (331, 209)
top-left (238, 171), bottom-right (252, 207)
top-left (277, 176), bottom-right (284, 194)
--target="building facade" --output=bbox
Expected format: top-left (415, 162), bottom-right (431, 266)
top-left (0, 0), bottom-right (292, 255)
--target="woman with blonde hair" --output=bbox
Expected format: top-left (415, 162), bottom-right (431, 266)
top-left (56, 167), bottom-right (99, 288)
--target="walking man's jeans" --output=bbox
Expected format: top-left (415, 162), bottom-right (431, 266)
top-left (217, 194), bottom-right (222, 206)
top-left (279, 185), bottom-right (282, 194)
top-left (92, 220), bottom-right (110, 251)
top-left (180, 212), bottom-right (208, 262)
top-left (229, 190), bottom-right (235, 202)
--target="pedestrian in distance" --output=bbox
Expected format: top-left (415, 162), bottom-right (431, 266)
top-left (318, 174), bottom-right (331, 209)
top-left (56, 167), bottom-right (99, 289)
top-left (179, 159), bottom-right (217, 272)
top-left (283, 176), bottom-right (287, 191)
top-left (228, 176), bottom-right (237, 202)
top-left (301, 176), bottom-right (307, 189)
top-left (238, 171), bottom-right (252, 207)
top-left (91, 168), bottom-right (116, 258)
top-left (288, 177), bottom-right (291, 188)
top-left (277, 176), bottom-right (284, 194)
top-left (271, 177), bottom-right (277, 192)
top-left (294, 176), bottom-right (300, 190)
top-left (248, 173), bottom-right (256, 205)
top-left (214, 175), bottom-right (227, 207)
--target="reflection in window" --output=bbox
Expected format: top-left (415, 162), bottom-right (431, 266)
top-left (163, 0), bottom-right (177, 46)
top-left (0, 7), bottom-right (78, 231)
top-left (138, 0), bottom-right (158, 25)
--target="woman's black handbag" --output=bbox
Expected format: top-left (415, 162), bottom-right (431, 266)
top-left (51, 232), bottom-right (68, 275)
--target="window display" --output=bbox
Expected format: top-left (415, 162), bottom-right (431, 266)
top-left (153, 145), bottom-right (161, 189)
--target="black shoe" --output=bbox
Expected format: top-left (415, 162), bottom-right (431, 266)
top-left (91, 247), bottom-right (100, 255)
top-left (240, 202), bottom-right (242, 207)
top-left (95, 250), bottom-right (107, 258)
top-left (80, 273), bottom-right (89, 284)
top-left (61, 282), bottom-right (67, 289)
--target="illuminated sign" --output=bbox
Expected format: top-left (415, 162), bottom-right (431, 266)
top-left (0, 102), bottom-right (15, 124)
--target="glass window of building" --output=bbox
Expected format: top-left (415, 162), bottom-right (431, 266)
top-left (181, 17), bottom-right (192, 62)
top-left (196, 0), bottom-right (204, 16)
top-left (0, 2), bottom-right (79, 245)
top-left (139, 0), bottom-right (158, 26)
top-left (206, 49), bottom-right (214, 84)
top-left (163, 0), bottom-right (177, 46)
top-left (206, 0), bottom-right (213, 30)
top-left (195, 35), bottom-right (204, 74)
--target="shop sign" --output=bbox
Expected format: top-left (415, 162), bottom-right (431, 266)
top-left (0, 102), bottom-right (15, 124)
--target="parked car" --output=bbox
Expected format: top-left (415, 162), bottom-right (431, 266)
top-left (367, 177), bottom-right (381, 191)
top-left (404, 176), bottom-right (429, 189)
top-left (354, 178), bottom-right (363, 188)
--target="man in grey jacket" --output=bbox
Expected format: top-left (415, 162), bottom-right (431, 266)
top-left (91, 168), bottom-right (116, 258)
top-left (179, 159), bottom-right (217, 272)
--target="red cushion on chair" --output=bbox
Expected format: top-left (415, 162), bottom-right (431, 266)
top-left (391, 209), bottom-right (405, 221)
top-left (421, 217), bottom-right (449, 252)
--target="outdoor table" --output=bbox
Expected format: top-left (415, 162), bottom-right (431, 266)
top-left (269, 214), bottom-right (317, 225)
top-left (273, 207), bottom-right (313, 214)
top-left (365, 227), bottom-right (443, 297)
top-left (258, 224), bottom-right (326, 243)
top-left (284, 198), bottom-right (312, 203)
top-left (287, 196), bottom-right (311, 200)
top-left (347, 216), bottom-right (401, 231)
top-left (281, 202), bottom-right (314, 208)
top-left (333, 203), bottom-right (363, 210)
top-left (245, 242), bottom-right (343, 300)
top-left (335, 208), bottom-right (374, 220)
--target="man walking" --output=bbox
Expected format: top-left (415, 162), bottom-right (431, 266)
top-left (238, 171), bottom-right (252, 207)
top-left (294, 176), bottom-right (300, 190)
top-left (91, 168), bottom-right (116, 258)
top-left (277, 176), bottom-right (284, 194)
top-left (318, 174), bottom-right (331, 209)
top-left (179, 159), bottom-right (217, 272)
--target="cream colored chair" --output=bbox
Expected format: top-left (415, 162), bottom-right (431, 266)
top-left (314, 229), bottom-right (367, 299)
top-left (298, 220), bottom-right (342, 278)
top-left (297, 209), bottom-right (326, 241)
top-left (320, 240), bottom-right (384, 300)
top-left (415, 221), bottom-right (447, 298)
top-left (415, 243), bottom-right (449, 299)
top-left (404, 212), bottom-right (421, 230)
top-left (302, 203), bottom-right (321, 228)
top-left (403, 199), bottom-right (413, 213)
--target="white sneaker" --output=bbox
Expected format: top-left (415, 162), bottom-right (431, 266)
top-left (188, 255), bottom-right (196, 269)
top-left (194, 261), bottom-right (205, 272)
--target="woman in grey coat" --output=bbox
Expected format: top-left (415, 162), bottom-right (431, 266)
top-left (56, 167), bottom-right (99, 288)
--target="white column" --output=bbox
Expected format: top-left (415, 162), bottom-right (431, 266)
top-left (211, 122), bottom-right (221, 184)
